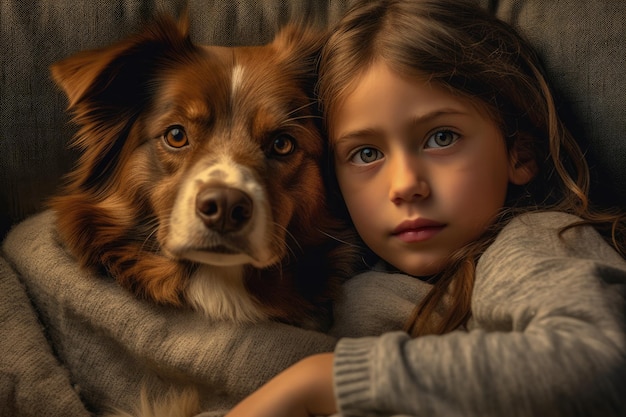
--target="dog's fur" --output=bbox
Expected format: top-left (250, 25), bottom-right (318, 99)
top-left (50, 15), bottom-right (355, 329)
top-left (108, 388), bottom-right (200, 417)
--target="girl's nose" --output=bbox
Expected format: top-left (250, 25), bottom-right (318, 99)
top-left (388, 154), bottom-right (430, 204)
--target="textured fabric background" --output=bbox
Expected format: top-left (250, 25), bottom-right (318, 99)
top-left (491, 1), bottom-right (626, 209)
top-left (1, 0), bottom-right (626, 241)
top-left (0, 254), bottom-right (90, 417)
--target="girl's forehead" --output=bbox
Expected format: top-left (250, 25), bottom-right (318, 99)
top-left (337, 61), bottom-right (477, 112)
top-left (330, 61), bottom-right (497, 136)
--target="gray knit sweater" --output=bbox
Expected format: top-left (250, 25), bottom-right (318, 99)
top-left (2, 210), bottom-right (624, 416)
top-left (332, 211), bottom-right (626, 417)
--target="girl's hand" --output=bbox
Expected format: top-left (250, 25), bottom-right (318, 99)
top-left (225, 353), bottom-right (337, 417)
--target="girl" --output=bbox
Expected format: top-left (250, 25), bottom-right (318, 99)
top-left (226, 0), bottom-right (626, 416)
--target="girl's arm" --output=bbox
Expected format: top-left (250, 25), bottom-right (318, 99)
top-left (225, 353), bottom-right (336, 417)
top-left (334, 212), bottom-right (626, 416)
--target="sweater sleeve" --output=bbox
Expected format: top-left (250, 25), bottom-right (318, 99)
top-left (333, 211), bottom-right (626, 417)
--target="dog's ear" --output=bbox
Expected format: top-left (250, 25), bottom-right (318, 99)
top-left (51, 14), bottom-right (194, 192)
top-left (51, 14), bottom-right (191, 111)
top-left (270, 24), bottom-right (328, 93)
top-left (271, 24), bottom-right (327, 56)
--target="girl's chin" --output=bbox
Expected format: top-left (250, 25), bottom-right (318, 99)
top-left (387, 258), bottom-right (445, 279)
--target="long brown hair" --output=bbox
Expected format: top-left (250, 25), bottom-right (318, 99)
top-left (318, 0), bottom-right (626, 336)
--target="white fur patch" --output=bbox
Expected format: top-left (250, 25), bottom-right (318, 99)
top-left (231, 64), bottom-right (245, 102)
top-left (185, 265), bottom-right (267, 323)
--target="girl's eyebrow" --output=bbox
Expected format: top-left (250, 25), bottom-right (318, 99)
top-left (334, 127), bottom-right (382, 144)
top-left (334, 108), bottom-right (469, 144)
top-left (408, 109), bottom-right (469, 128)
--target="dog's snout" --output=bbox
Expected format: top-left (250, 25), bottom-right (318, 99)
top-left (196, 186), bottom-right (253, 232)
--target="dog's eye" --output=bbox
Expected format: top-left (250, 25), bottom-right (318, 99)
top-left (270, 135), bottom-right (295, 156)
top-left (164, 126), bottom-right (189, 148)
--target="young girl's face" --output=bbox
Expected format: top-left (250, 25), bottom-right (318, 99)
top-left (331, 62), bottom-right (532, 276)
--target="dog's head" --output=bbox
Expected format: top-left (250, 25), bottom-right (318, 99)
top-left (50, 15), bottom-right (350, 319)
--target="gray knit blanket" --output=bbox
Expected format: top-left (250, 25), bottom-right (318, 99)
top-left (0, 210), bottom-right (431, 416)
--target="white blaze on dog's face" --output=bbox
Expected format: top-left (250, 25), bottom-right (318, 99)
top-left (231, 64), bottom-right (246, 102)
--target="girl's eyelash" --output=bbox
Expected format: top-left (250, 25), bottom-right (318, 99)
top-left (345, 147), bottom-right (363, 162)
top-left (347, 146), bottom-right (383, 164)
top-left (424, 128), bottom-right (460, 148)
top-left (339, 127), bottom-right (459, 163)
top-left (344, 146), bottom-right (362, 161)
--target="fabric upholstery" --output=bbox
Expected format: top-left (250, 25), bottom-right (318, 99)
top-left (1, 0), bottom-right (625, 241)
top-left (2, 211), bottom-right (339, 415)
top-left (490, 1), bottom-right (626, 208)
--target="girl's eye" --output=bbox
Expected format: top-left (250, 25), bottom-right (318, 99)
top-left (270, 135), bottom-right (296, 156)
top-left (351, 147), bottom-right (383, 164)
top-left (425, 130), bottom-right (459, 148)
top-left (164, 126), bottom-right (189, 148)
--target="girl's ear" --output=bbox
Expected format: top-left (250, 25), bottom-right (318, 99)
top-left (508, 145), bottom-right (537, 185)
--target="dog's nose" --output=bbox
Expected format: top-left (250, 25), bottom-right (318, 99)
top-left (196, 187), bottom-right (253, 232)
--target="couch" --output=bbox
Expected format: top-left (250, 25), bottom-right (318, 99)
top-left (1, 1), bottom-right (625, 416)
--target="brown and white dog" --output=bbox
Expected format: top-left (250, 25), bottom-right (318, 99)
top-left (50, 15), bottom-right (354, 330)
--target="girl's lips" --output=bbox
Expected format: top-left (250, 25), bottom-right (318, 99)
top-left (392, 219), bottom-right (446, 243)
